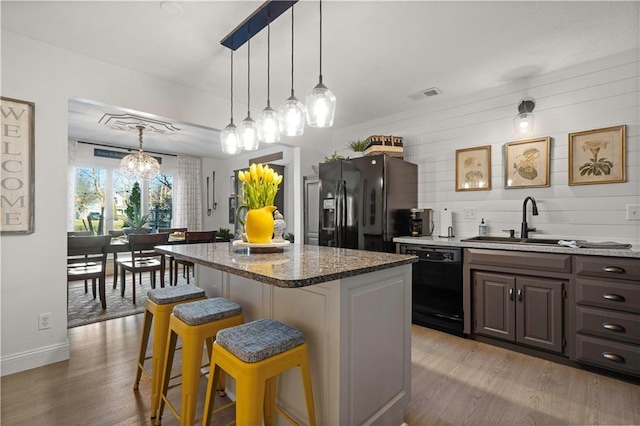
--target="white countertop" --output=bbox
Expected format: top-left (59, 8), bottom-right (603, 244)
top-left (393, 235), bottom-right (640, 258)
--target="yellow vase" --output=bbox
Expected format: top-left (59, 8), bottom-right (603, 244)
top-left (244, 206), bottom-right (277, 244)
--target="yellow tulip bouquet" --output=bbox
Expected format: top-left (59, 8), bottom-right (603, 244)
top-left (237, 163), bottom-right (283, 209)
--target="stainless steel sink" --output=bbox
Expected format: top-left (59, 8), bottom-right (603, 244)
top-left (461, 236), bottom-right (561, 246)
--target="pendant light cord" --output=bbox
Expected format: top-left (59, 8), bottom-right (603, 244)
top-left (230, 50), bottom-right (234, 124)
top-left (267, 22), bottom-right (271, 107)
top-left (319, 0), bottom-right (323, 84)
top-left (247, 39), bottom-right (251, 117)
top-left (290, 5), bottom-right (295, 97)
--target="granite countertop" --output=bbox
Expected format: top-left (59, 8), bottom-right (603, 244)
top-left (155, 243), bottom-right (417, 288)
top-left (393, 236), bottom-right (640, 259)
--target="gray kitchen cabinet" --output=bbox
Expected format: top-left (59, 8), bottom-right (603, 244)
top-left (473, 271), bottom-right (565, 353)
top-left (573, 255), bottom-right (640, 376)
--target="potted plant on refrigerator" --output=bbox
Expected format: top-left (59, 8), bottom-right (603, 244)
top-left (347, 139), bottom-right (368, 157)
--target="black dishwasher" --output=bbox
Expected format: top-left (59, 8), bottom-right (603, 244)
top-left (400, 245), bottom-right (464, 336)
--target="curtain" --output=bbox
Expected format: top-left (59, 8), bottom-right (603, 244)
top-left (67, 140), bottom-right (78, 231)
top-left (174, 155), bottom-right (202, 230)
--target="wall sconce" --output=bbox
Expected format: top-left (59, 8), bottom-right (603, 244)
top-left (513, 98), bottom-right (535, 134)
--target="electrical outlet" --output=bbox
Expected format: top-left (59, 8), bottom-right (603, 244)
top-left (38, 313), bottom-right (51, 330)
top-left (463, 207), bottom-right (477, 220)
top-left (627, 204), bottom-right (640, 220)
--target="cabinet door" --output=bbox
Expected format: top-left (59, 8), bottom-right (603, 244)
top-left (516, 277), bottom-right (564, 353)
top-left (474, 272), bottom-right (515, 341)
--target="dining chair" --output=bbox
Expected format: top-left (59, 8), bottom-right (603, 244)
top-left (68, 231), bottom-right (97, 292)
top-left (116, 232), bottom-right (170, 304)
top-left (68, 231), bottom-right (93, 236)
top-left (158, 227), bottom-right (187, 235)
top-left (173, 230), bottom-right (217, 285)
top-left (158, 227), bottom-right (187, 285)
top-left (67, 235), bottom-right (112, 310)
top-left (108, 229), bottom-right (126, 289)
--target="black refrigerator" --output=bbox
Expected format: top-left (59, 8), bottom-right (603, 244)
top-left (318, 154), bottom-right (417, 252)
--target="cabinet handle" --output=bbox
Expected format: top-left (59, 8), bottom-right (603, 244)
top-left (602, 323), bottom-right (626, 333)
top-left (602, 293), bottom-right (626, 302)
top-left (602, 266), bottom-right (626, 274)
top-left (517, 289), bottom-right (523, 302)
top-left (602, 352), bottom-right (626, 364)
top-left (509, 288), bottom-right (514, 301)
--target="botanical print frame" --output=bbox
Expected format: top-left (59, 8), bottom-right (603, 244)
top-left (568, 125), bottom-right (625, 186)
top-left (1, 97), bottom-right (35, 234)
top-left (455, 145), bottom-right (492, 191)
top-left (504, 137), bottom-right (551, 189)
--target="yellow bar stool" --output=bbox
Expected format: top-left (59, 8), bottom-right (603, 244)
top-left (202, 318), bottom-right (316, 426)
top-left (134, 285), bottom-right (207, 419)
top-left (156, 298), bottom-right (244, 425)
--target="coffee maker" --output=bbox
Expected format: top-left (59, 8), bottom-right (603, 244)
top-left (410, 208), bottom-right (433, 237)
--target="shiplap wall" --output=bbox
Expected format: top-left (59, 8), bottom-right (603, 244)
top-left (334, 50), bottom-right (640, 245)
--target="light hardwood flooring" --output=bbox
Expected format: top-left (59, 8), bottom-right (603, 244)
top-left (1, 317), bottom-right (638, 425)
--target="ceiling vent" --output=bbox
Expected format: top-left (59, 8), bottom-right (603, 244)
top-left (408, 87), bottom-right (443, 101)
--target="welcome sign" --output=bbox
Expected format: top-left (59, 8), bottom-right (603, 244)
top-left (1, 97), bottom-right (35, 234)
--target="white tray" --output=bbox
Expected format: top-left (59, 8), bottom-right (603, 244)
top-left (232, 240), bottom-right (290, 249)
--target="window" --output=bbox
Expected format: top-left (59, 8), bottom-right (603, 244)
top-left (149, 174), bottom-right (173, 230)
top-left (72, 166), bottom-right (173, 234)
top-left (74, 167), bottom-right (106, 233)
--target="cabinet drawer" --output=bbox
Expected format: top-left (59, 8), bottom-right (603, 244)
top-left (576, 277), bottom-right (640, 313)
top-left (576, 305), bottom-right (640, 344)
top-left (575, 256), bottom-right (640, 282)
top-left (466, 249), bottom-right (571, 273)
top-left (575, 334), bottom-right (640, 377)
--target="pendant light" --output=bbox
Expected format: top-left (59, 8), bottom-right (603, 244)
top-left (278, 5), bottom-right (305, 137)
top-left (220, 50), bottom-right (239, 154)
top-left (120, 125), bottom-right (160, 181)
top-left (257, 22), bottom-right (281, 143)
top-left (238, 39), bottom-right (259, 151)
top-left (306, 0), bottom-right (336, 128)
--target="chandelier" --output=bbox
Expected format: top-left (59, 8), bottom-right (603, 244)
top-left (119, 125), bottom-right (160, 180)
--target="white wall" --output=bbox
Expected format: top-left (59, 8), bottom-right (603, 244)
top-left (335, 50), bottom-right (640, 245)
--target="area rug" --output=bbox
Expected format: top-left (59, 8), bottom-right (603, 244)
top-left (67, 273), bottom-right (190, 328)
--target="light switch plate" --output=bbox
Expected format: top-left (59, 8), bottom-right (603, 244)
top-left (626, 204), bottom-right (640, 220)
top-left (463, 207), bottom-right (477, 219)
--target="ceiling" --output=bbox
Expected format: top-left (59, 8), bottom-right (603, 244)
top-left (3, 1), bottom-right (639, 158)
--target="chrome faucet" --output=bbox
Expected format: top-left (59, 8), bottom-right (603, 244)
top-left (521, 196), bottom-right (539, 238)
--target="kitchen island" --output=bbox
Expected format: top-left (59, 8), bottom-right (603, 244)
top-left (155, 243), bottom-right (417, 425)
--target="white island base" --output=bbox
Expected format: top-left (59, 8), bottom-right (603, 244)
top-left (198, 263), bottom-right (412, 425)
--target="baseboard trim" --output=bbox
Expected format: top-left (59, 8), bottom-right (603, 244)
top-left (1, 341), bottom-right (70, 377)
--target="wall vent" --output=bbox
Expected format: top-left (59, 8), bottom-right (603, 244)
top-left (408, 87), bottom-right (443, 101)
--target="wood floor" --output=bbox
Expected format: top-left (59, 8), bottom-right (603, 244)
top-left (1, 317), bottom-right (638, 425)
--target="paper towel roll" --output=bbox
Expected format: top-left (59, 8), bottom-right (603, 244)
top-left (439, 209), bottom-right (453, 237)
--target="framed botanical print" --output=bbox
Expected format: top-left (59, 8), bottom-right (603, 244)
top-left (455, 145), bottom-right (491, 191)
top-left (568, 125), bottom-right (625, 185)
top-left (504, 137), bottom-right (551, 189)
